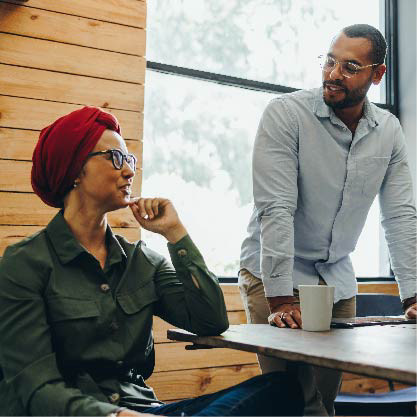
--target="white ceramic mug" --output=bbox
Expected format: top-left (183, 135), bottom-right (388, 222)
top-left (299, 285), bottom-right (335, 331)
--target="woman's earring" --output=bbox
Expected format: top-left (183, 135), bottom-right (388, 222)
top-left (73, 181), bottom-right (80, 188)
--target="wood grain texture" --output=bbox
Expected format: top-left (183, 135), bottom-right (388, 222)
top-left (168, 324), bottom-right (417, 385)
top-left (0, 33), bottom-right (145, 84)
top-left (0, 192), bottom-right (140, 227)
top-left (147, 364), bottom-right (261, 402)
top-left (358, 282), bottom-right (399, 295)
top-left (154, 311), bottom-right (248, 344)
top-left (0, 128), bottom-right (141, 161)
top-left (0, 225), bottom-right (139, 255)
top-left (154, 342), bottom-right (257, 372)
top-left (0, 128), bottom-right (38, 160)
top-left (0, 96), bottom-right (143, 140)
top-left (0, 162), bottom-right (142, 193)
top-left (221, 284), bottom-right (245, 311)
top-left (0, 64), bottom-right (144, 112)
top-left (341, 376), bottom-right (390, 394)
top-left (2, 0), bottom-right (146, 28)
top-left (0, 3), bottom-right (146, 55)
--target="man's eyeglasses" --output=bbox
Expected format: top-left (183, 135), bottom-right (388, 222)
top-left (318, 54), bottom-right (381, 78)
top-left (87, 149), bottom-right (137, 171)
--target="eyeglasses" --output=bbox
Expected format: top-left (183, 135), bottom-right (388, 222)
top-left (318, 54), bottom-right (380, 78)
top-left (87, 149), bottom-right (137, 171)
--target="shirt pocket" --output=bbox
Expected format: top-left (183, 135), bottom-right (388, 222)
top-left (46, 297), bottom-right (101, 358)
top-left (358, 156), bottom-right (390, 198)
top-left (117, 280), bottom-right (158, 315)
top-left (47, 297), bottom-right (100, 322)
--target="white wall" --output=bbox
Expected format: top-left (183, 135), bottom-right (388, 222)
top-left (398, 0), bottom-right (417, 196)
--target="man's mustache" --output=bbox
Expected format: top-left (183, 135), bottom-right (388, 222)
top-left (323, 80), bottom-right (347, 91)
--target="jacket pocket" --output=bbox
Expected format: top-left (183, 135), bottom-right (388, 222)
top-left (47, 297), bottom-right (100, 322)
top-left (117, 280), bottom-right (158, 315)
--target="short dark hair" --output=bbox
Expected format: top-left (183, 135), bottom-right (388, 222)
top-left (342, 24), bottom-right (387, 65)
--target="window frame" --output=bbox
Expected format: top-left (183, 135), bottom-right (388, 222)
top-left (144, 0), bottom-right (399, 283)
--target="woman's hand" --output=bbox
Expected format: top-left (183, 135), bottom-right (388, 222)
top-left (129, 197), bottom-right (187, 243)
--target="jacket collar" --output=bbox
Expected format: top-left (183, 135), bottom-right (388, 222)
top-left (46, 211), bottom-right (127, 265)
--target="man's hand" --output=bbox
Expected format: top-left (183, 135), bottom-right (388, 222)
top-left (405, 302), bottom-right (417, 319)
top-left (267, 295), bottom-right (302, 329)
top-left (129, 197), bottom-right (187, 243)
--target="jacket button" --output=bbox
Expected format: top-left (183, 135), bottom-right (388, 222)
top-left (177, 249), bottom-right (187, 257)
top-left (100, 283), bottom-right (110, 293)
top-left (110, 319), bottom-right (119, 332)
top-left (109, 392), bottom-right (120, 403)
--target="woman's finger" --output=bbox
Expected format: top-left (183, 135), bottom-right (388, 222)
top-left (144, 199), bottom-right (155, 219)
top-left (137, 198), bottom-right (147, 218)
top-left (151, 198), bottom-right (160, 217)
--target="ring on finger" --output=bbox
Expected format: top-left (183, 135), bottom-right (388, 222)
top-left (280, 312), bottom-right (286, 320)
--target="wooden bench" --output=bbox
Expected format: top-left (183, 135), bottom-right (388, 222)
top-left (150, 282), bottom-right (411, 402)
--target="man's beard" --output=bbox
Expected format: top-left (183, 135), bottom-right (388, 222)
top-left (323, 78), bottom-right (372, 109)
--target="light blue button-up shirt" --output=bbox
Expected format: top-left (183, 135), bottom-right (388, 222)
top-left (240, 87), bottom-right (416, 303)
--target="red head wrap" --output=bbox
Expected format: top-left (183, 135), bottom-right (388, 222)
top-left (31, 106), bottom-right (121, 207)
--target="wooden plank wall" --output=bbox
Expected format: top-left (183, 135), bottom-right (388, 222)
top-left (150, 283), bottom-right (409, 403)
top-left (0, 0), bottom-right (146, 251)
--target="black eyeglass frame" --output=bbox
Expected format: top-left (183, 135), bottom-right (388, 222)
top-left (87, 149), bottom-right (137, 171)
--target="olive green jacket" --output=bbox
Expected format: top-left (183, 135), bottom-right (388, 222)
top-left (0, 212), bottom-right (229, 415)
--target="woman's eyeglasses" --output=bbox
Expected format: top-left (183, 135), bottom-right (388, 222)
top-left (87, 149), bottom-right (137, 171)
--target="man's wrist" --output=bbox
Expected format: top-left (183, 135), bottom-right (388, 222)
top-left (267, 295), bottom-right (299, 313)
top-left (402, 295), bottom-right (416, 313)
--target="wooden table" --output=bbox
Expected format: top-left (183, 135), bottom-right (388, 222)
top-left (168, 323), bottom-right (416, 385)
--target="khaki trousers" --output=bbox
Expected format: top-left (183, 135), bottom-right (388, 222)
top-left (238, 269), bottom-right (356, 417)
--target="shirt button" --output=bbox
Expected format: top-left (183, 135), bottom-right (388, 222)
top-left (177, 249), bottom-right (187, 257)
top-left (100, 283), bottom-right (110, 293)
top-left (109, 392), bottom-right (120, 403)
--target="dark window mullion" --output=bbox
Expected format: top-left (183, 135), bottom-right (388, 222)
top-left (385, 0), bottom-right (399, 116)
top-left (146, 61), bottom-right (394, 112)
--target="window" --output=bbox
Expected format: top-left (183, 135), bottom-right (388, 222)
top-left (142, 0), bottom-right (394, 278)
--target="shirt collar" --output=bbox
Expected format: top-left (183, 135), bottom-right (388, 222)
top-left (313, 86), bottom-right (379, 128)
top-left (46, 211), bottom-right (127, 265)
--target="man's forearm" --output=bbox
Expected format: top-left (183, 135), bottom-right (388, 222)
top-left (267, 295), bottom-right (299, 313)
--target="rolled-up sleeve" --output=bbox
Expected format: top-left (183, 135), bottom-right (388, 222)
top-left (379, 119), bottom-right (417, 301)
top-left (252, 98), bottom-right (299, 297)
top-left (0, 252), bottom-right (120, 416)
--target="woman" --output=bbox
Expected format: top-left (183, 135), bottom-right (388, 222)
top-left (0, 107), bottom-right (303, 416)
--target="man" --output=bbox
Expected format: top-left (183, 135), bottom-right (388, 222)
top-left (239, 24), bottom-right (416, 416)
